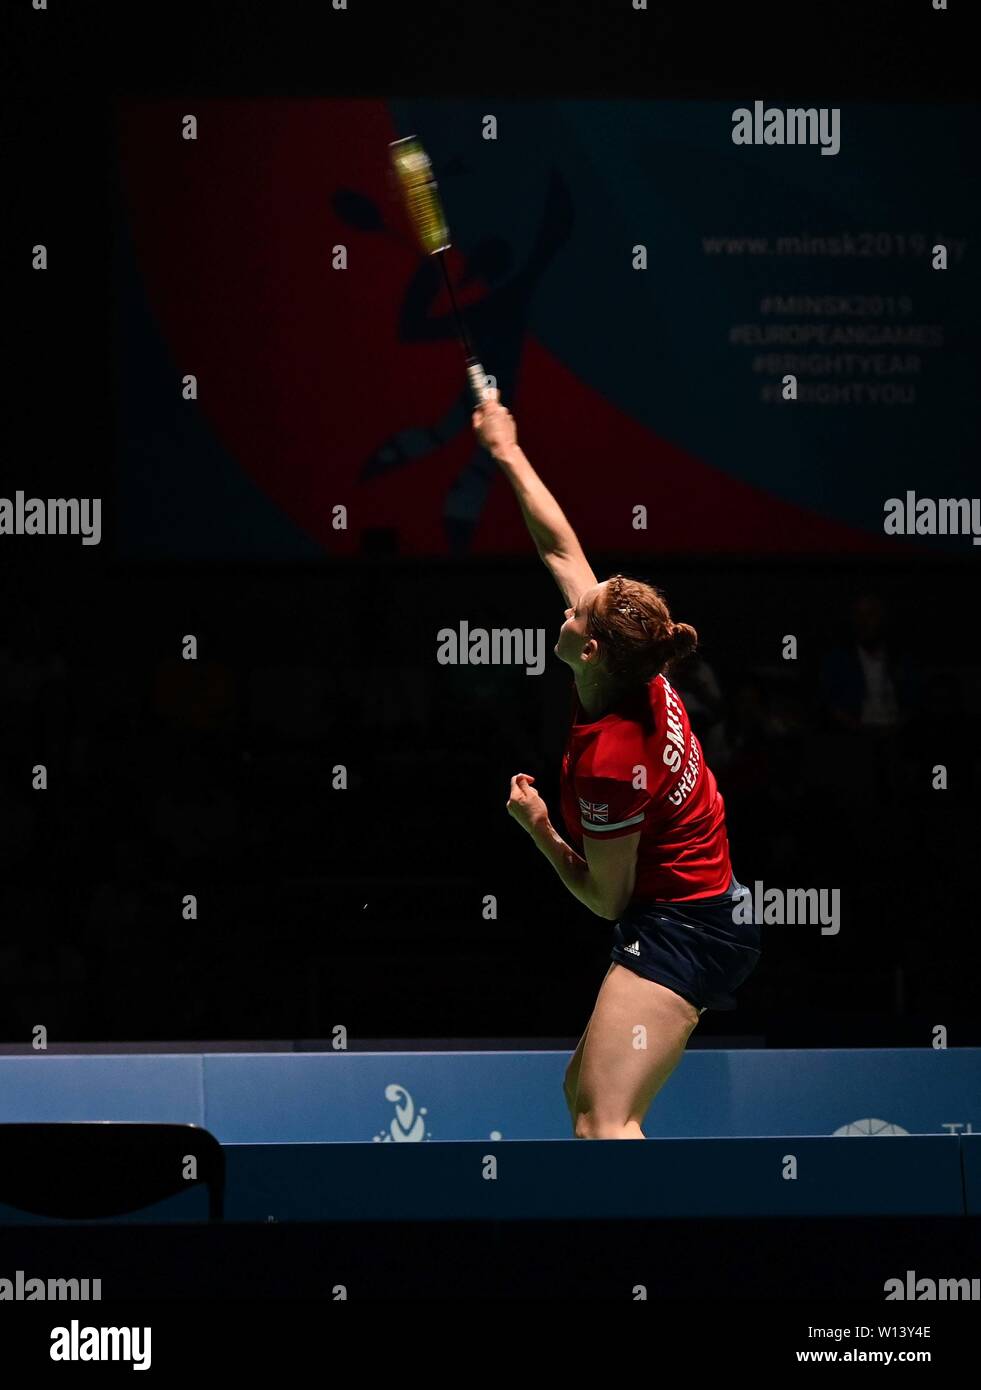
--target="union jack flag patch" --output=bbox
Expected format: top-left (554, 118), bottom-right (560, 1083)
top-left (579, 798), bottom-right (609, 823)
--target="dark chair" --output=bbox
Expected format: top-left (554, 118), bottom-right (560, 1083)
top-left (0, 1123), bottom-right (224, 1220)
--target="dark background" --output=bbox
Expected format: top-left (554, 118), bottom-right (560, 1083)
top-left (5, 1), bottom-right (979, 1048)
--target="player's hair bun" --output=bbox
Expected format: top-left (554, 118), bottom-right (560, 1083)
top-left (669, 622), bottom-right (698, 662)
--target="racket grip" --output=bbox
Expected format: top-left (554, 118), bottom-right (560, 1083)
top-left (466, 358), bottom-right (494, 404)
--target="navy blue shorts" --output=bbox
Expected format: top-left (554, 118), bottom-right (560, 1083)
top-left (610, 877), bottom-right (760, 1013)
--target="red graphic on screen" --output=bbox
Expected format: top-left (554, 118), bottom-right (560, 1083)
top-left (118, 99), bottom-right (894, 556)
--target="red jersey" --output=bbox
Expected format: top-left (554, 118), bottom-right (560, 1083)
top-left (559, 673), bottom-right (732, 903)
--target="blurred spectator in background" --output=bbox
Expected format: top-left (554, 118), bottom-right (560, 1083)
top-left (818, 593), bottom-right (922, 908)
top-left (820, 593), bottom-right (917, 733)
top-left (722, 673), bottom-right (814, 882)
top-left (670, 652), bottom-right (729, 765)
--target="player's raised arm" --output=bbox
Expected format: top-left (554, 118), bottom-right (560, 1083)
top-left (473, 392), bottom-right (597, 609)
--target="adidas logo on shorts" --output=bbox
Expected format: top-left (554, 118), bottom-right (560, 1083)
top-left (623, 940), bottom-right (640, 956)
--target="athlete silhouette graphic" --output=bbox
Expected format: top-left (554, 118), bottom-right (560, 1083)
top-left (337, 168), bottom-right (574, 552)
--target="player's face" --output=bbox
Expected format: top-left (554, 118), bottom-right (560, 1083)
top-left (555, 582), bottom-right (605, 666)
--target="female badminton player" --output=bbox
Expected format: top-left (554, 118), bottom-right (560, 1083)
top-left (473, 391), bottom-right (761, 1139)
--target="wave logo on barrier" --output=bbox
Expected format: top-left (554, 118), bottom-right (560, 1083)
top-left (371, 1086), bottom-right (504, 1142)
top-left (372, 1084), bottom-right (429, 1143)
top-left (832, 1118), bottom-right (910, 1136)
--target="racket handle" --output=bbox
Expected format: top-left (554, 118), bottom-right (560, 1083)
top-left (466, 358), bottom-right (494, 404)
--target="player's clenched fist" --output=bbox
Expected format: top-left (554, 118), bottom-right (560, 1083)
top-left (506, 773), bottom-right (548, 835)
top-left (473, 389), bottom-right (518, 458)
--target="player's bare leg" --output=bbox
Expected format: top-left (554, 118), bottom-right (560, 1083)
top-left (562, 963), bottom-right (615, 1122)
top-left (572, 964), bottom-right (702, 1139)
